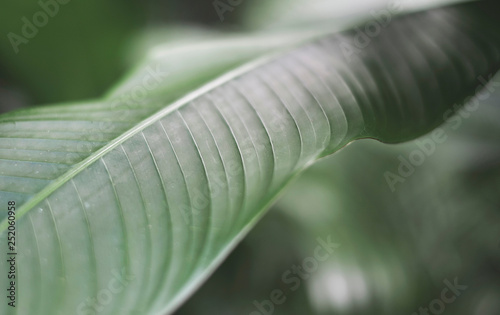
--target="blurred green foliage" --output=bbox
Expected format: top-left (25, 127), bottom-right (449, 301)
top-left (0, 0), bottom-right (247, 111)
top-left (0, 0), bottom-right (145, 106)
top-left (1, 1), bottom-right (499, 314)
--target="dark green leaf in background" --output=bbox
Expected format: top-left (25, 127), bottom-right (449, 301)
top-left (0, 1), bottom-right (499, 315)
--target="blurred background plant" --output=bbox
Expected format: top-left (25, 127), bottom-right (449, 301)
top-left (1, 0), bottom-right (499, 314)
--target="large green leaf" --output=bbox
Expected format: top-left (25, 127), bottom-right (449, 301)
top-left (1, 2), bottom-right (500, 314)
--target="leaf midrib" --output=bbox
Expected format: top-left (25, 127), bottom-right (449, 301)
top-left (0, 30), bottom-right (334, 232)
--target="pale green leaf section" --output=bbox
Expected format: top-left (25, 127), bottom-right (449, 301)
top-left (0, 2), bottom-right (499, 315)
top-left (242, 0), bottom-right (468, 31)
